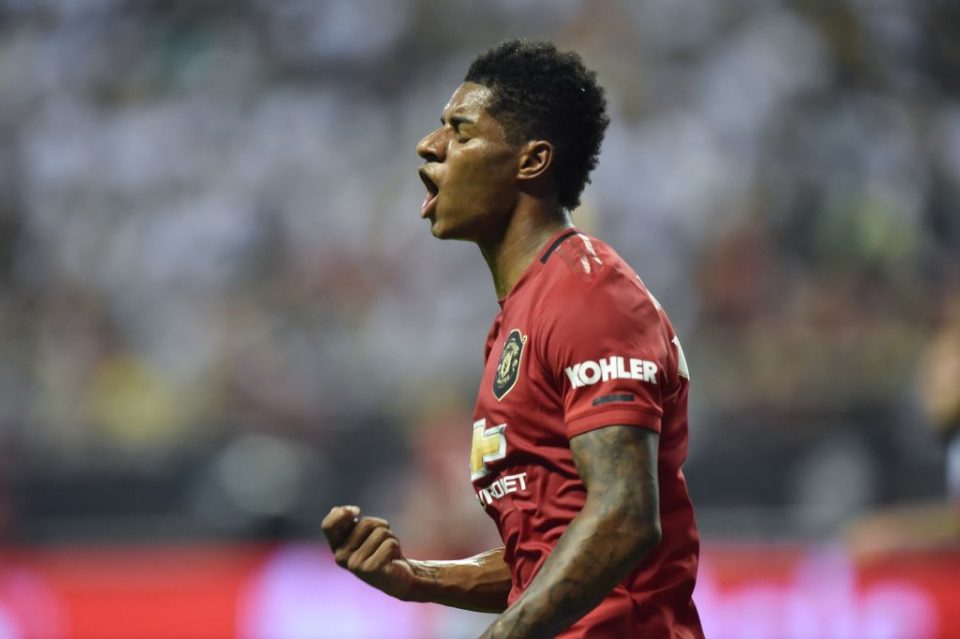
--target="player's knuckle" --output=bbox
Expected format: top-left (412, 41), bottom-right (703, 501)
top-left (356, 518), bottom-right (376, 535)
top-left (346, 554), bottom-right (364, 573)
top-left (344, 527), bottom-right (365, 545)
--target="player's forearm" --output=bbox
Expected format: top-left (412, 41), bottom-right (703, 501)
top-left (404, 547), bottom-right (511, 613)
top-left (479, 500), bottom-right (660, 639)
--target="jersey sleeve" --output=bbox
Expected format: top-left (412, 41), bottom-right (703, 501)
top-left (539, 269), bottom-right (674, 439)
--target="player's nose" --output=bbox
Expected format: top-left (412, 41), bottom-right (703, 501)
top-left (417, 127), bottom-right (445, 163)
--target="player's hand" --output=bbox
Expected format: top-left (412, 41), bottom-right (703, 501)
top-left (321, 505), bottom-right (417, 601)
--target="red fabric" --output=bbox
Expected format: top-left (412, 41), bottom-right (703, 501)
top-left (471, 229), bottom-right (703, 638)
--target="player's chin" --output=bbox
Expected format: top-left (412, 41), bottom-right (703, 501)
top-left (427, 217), bottom-right (448, 239)
top-left (428, 214), bottom-right (467, 241)
top-left (425, 213), bottom-right (441, 234)
top-left (426, 204), bottom-right (484, 241)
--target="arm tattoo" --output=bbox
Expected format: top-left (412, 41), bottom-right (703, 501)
top-left (480, 426), bottom-right (661, 639)
top-left (408, 547), bottom-right (511, 612)
top-left (412, 562), bottom-right (442, 584)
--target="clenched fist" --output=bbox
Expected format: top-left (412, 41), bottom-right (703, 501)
top-left (321, 505), bottom-right (419, 601)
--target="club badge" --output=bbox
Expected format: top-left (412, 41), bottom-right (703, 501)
top-left (493, 329), bottom-right (527, 401)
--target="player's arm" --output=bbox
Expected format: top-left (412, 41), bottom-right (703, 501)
top-left (322, 506), bottom-right (511, 612)
top-left (478, 425), bottom-right (661, 639)
top-left (405, 548), bottom-right (512, 612)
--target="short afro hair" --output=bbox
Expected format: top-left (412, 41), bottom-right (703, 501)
top-left (465, 39), bottom-right (609, 211)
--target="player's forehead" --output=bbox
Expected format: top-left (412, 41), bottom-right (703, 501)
top-left (440, 82), bottom-right (494, 125)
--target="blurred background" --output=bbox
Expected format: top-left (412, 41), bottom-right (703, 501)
top-left (0, 0), bottom-right (958, 637)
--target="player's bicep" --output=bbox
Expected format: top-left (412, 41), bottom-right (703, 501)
top-left (570, 425), bottom-right (660, 525)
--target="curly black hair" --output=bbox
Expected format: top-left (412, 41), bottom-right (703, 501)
top-left (465, 39), bottom-right (609, 211)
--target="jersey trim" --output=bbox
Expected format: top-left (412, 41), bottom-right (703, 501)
top-left (592, 393), bottom-right (636, 406)
top-left (539, 230), bottom-right (579, 264)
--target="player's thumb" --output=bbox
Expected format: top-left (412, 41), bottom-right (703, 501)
top-left (322, 505), bottom-right (361, 549)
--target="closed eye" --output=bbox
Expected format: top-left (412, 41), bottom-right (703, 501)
top-left (441, 115), bottom-right (475, 138)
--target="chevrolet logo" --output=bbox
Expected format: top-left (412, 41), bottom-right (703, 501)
top-left (470, 418), bottom-right (507, 481)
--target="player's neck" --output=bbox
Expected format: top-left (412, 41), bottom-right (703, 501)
top-left (478, 202), bottom-right (573, 301)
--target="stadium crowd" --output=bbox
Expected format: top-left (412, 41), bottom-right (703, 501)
top-left (0, 0), bottom-right (957, 551)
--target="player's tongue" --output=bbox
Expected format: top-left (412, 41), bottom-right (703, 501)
top-left (419, 171), bottom-right (440, 217)
top-left (421, 191), bottom-right (438, 218)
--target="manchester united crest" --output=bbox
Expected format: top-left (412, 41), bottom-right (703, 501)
top-left (493, 329), bottom-right (527, 401)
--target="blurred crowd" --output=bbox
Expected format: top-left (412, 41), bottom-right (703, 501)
top-left (0, 0), bottom-right (957, 549)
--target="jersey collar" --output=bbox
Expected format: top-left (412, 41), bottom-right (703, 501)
top-left (497, 226), bottom-right (580, 308)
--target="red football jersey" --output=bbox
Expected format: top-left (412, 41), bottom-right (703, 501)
top-left (471, 228), bottom-right (703, 638)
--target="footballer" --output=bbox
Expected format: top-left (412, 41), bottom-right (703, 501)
top-left (323, 40), bottom-right (703, 638)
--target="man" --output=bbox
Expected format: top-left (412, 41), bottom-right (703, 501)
top-left (323, 40), bottom-right (703, 638)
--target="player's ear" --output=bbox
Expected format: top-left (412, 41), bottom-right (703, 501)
top-left (517, 140), bottom-right (554, 182)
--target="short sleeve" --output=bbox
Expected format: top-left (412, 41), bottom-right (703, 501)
top-left (539, 269), bottom-right (672, 439)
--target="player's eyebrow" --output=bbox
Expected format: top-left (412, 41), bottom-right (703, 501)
top-left (440, 114), bottom-right (476, 128)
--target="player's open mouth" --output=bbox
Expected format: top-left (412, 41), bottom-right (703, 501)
top-left (419, 168), bottom-right (439, 218)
